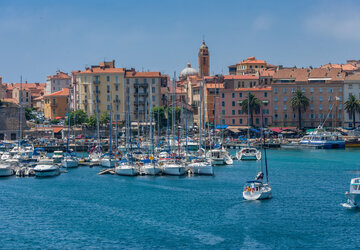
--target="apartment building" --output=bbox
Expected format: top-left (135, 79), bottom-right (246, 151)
top-left (74, 61), bottom-right (125, 121)
top-left (45, 71), bottom-right (71, 95)
top-left (272, 67), bottom-right (345, 128)
top-left (343, 73), bottom-right (360, 127)
top-left (43, 88), bottom-right (69, 119)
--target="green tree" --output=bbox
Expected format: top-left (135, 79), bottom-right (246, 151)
top-left (50, 119), bottom-right (60, 124)
top-left (66, 109), bottom-right (88, 126)
top-left (151, 106), bottom-right (167, 130)
top-left (241, 93), bottom-right (261, 127)
top-left (345, 94), bottom-right (360, 128)
top-left (100, 111), bottom-right (110, 127)
top-left (25, 107), bottom-right (36, 120)
top-left (290, 90), bottom-right (310, 129)
top-left (166, 107), bottom-right (182, 126)
top-left (87, 114), bottom-right (97, 128)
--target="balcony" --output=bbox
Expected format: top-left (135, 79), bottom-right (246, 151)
top-left (134, 100), bottom-right (145, 105)
top-left (136, 92), bottom-right (148, 96)
top-left (93, 99), bottom-right (101, 104)
top-left (134, 82), bottom-right (148, 87)
top-left (51, 103), bottom-right (57, 107)
top-left (82, 100), bottom-right (88, 104)
top-left (93, 90), bottom-right (101, 94)
top-left (93, 80), bottom-right (100, 84)
top-left (113, 99), bottom-right (120, 103)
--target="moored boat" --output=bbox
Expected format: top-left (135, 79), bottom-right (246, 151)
top-left (34, 164), bottom-right (60, 177)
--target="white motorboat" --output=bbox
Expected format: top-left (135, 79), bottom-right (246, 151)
top-left (88, 151), bottom-right (102, 165)
top-left (1, 152), bottom-right (11, 161)
top-left (52, 151), bottom-right (64, 163)
top-left (34, 164), bottom-right (60, 177)
top-left (243, 180), bottom-right (272, 200)
top-left (342, 178), bottom-right (360, 208)
top-left (141, 163), bottom-right (161, 175)
top-left (162, 160), bottom-right (185, 176)
top-left (37, 157), bottom-right (55, 165)
top-left (0, 163), bottom-right (14, 177)
top-left (115, 162), bottom-right (138, 176)
top-left (299, 125), bottom-right (345, 149)
top-left (206, 148), bottom-right (232, 165)
top-left (100, 155), bottom-right (116, 168)
top-left (236, 147), bottom-right (262, 161)
top-left (61, 155), bottom-right (78, 168)
top-left (187, 158), bottom-right (213, 175)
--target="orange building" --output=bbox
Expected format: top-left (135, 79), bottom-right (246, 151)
top-left (236, 57), bottom-right (267, 75)
top-left (44, 88), bottom-right (69, 119)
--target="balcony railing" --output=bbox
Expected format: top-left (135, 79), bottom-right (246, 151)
top-left (93, 80), bottom-right (100, 84)
top-left (134, 100), bottom-right (145, 105)
top-left (134, 82), bottom-right (148, 87)
top-left (136, 92), bottom-right (148, 96)
top-left (113, 99), bottom-right (120, 103)
top-left (94, 90), bottom-right (101, 94)
top-left (93, 99), bottom-right (101, 103)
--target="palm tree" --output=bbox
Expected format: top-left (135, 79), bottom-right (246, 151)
top-left (290, 90), bottom-right (309, 129)
top-left (241, 93), bottom-right (261, 127)
top-left (344, 94), bottom-right (360, 128)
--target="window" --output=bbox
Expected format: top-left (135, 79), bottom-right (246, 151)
top-left (319, 87), bottom-right (323, 93)
top-left (84, 105), bottom-right (87, 111)
top-left (232, 101), bottom-right (235, 106)
top-left (328, 88), bottom-right (333, 93)
top-left (127, 79), bottom-right (130, 84)
top-left (293, 114), bottom-right (296, 119)
top-left (84, 85), bottom-right (87, 92)
top-left (107, 95), bottom-right (110, 102)
top-left (232, 93), bottom-right (235, 98)
top-left (107, 104), bottom-right (110, 111)
top-left (283, 88), bottom-right (287, 93)
top-left (284, 114), bottom-right (288, 119)
top-left (319, 96), bottom-right (323, 102)
top-left (283, 97), bottom-right (287, 102)
top-left (222, 110), bottom-right (225, 115)
top-left (274, 88), bottom-right (278, 94)
top-left (310, 87), bottom-right (314, 93)
top-left (239, 93), bottom-right (242, 98)
top-left (291, 88), bottom-right (295, 93)
top-left (84, 76), bottom-right (87, 82)
top-left (144, 78), bottom-right (147, 83)
top-left (338, 104), bottom-right (342, 110)
top-left (152, 87), bottom-right (155, 93)
top-left (274, 114), bottom-right (278, 119)
top-left (232, 110), bottom-right (235, 115)
top-left (319, 104), bottom-right (323, 110)
top-left (301, 88), bottom-right (305, 93)
top-left (239, 119), bottom-right (243, 124)
top-left (152, 96), bottom-right (155, 102)
top-left (107, 76), bottom-right (110, 82)
top-left (283, 105), bottom-right (287, 110)
top-left (116, 105), bottom-right (119, 111)
top-left (232, 119), bottom-right (235, 124)
top-left (310, 104), bottom-right (314, 110)
top-left (274, 104), bottom-right (278, 110)
top-left (310, 96), bottom-right (314, 102)
top-left (115, 85), bottom-right (119, 91)
top-left (238, 110), bottom-right (242, 115)
top-left (256, 118), bottom-right (259, 124)
top-left (107, 85), bottom-right (110, 93)
top-left (115, 76), bottom-right (119, 83)
top-left (274, 96), bottom-right (278, 102)
top-left (222, 101), bottom-right (225, 107)
top-left (264, 92), bottom-right (267, 97)
top-left (222, 119), bottom-right (225, 125)
top-left (329, 104), bottom-right (332, 109)
top-left (328, 96), bottom-right (332, 101)
top-left (152, 78), bottom-right (155, 84)
top-left (222, 93), bottom-right (225, 98)
top-left (339, 87), bottom-right (342, 92)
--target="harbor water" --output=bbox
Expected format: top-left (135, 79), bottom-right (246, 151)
top-left (1, 149), bottom-right (360, 249)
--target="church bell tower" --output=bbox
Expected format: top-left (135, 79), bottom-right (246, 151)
top-left (198, 40), bottom-right (209, 77)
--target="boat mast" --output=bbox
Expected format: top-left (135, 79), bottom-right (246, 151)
top-left (203, 74), bottom-right (207, 160)
top-left (247, 91), bottom-right (250, 147)
top-left (18, 76), bottom-right (23, 148)
top-left (185, 83), bottom-right (189, 153)
top-left (261, 101), bottom-right (269, 184)
top-left (199, 78), bottom-right (202, 153)
top-left (109, 93), bottom-right (113, 155)
top-left (149, 78), bottom-right (154, 160)
top-left (67, 88), bottom-right (71, 153)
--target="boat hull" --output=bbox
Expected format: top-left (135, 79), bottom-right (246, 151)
top-left (115, 167), bottom-right (138, 176)
top-left (141, 165), bottom-right (161, 175)
top-left (243, 185), bottom-right (272, 200)
top-left (162, 165), bottom-right (185, 176)
top-left (0, 167), bottom-right (14, 177)
top-left (34, 167), bottom-right (60, 177)
top-left (187, 163), bottom-right (213, 175)
top-left (62, 159), bottom-right (78, 168)
top-left (100, 159), bottom-right (116, 168)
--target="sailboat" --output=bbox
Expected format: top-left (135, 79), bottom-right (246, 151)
top-left (101, 94), bottom-right (116, 168)
top-left (115, 84), bottom-right (138, 176)
top-left (88, 95), bottom-right (102, 165)
top-left (62, 89), bottom-right (78, 168)
top-left (236, 91), bottom-right (261, 161)
top-left (243, 102), bottom-right (272, 200)
top-left (342, 178), bottom-right (360, 208)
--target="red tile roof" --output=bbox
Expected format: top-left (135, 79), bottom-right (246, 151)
top-left (234, 87), bottom-right (272, 91)
top-left (125, 71), bottom-right (162, 78)
top-left (78, 68), bottom-right (125, 74)
top-left (44, 88), bottom-right (69, 97)
top-left (224, 75), bottom-right (258, 80)
top-left (48, 71), bottom-right (71, 79)
top-left (237, 57), bottom-right (266, 65)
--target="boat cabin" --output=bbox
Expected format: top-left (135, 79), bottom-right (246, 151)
top-left (350, 178), bottom-right (360, 193)
top-left (244, 180), bottom-right (263, 192)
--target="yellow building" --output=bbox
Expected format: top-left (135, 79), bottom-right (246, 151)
top-left (44, 88), bottom-right (69, 119)
top-left (75, 61), bottom-right (125, 121)
top-left (236, 57), bottom-right (267, 75)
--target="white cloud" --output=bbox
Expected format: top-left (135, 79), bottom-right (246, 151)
top-left (305, 6), bottom-right (360, 41)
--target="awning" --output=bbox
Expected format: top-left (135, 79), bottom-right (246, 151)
top-left (216, 125), bottom-right (228, 129)
top-left (55, 117), bottom-right (63, 120)
top-left (53, 127), bottom-right (63, 133)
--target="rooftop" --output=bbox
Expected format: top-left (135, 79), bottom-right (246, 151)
top-left (125, 71), bottom-right (162, 78)
top-left (237, 57), bottom-right (266, 65)
top-left (44, 88), bottom-right (69, 97)
top-left (48, 71), bottom-right (71, 79)
top-left (224, 75), bottom-right (258, 80)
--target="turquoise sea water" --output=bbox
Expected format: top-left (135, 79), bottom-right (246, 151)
top-left (1, 149), bottom-right (360, 249)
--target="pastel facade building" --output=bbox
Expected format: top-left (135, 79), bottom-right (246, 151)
top-left (44, 88), bottom-right (69, 119)
top-left (236, 57), bottom-right (267, 75)
top-left (272, 68), bottom-right (345, 128)
top-left (75, 61), bottom-right (125, 121)
top-left (46, 71), bottom-right (71, 95)
top-left (3, 83), bottom-right (45, 107)
top-left (343, 73), bottom-right (360, 127)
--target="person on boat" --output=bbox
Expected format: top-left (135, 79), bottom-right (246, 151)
top-left (255, 171), bottom-right (264, 181)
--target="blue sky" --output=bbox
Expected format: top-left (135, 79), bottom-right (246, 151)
top-left (0, 0), bottom-right (359, 83)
